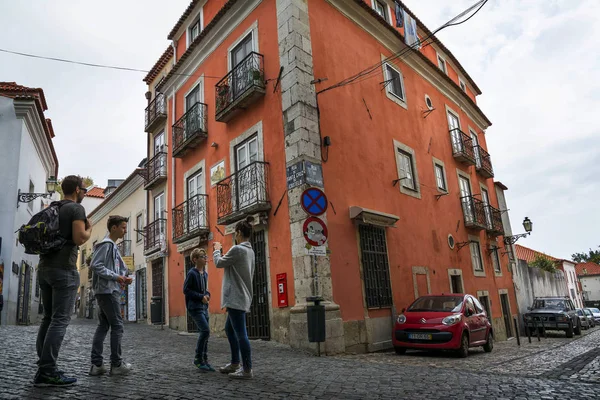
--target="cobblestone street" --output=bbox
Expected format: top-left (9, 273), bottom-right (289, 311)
top-left (2, 319), bottom-right (600, 399)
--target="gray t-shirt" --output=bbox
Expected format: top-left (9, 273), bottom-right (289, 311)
top-left (39, 200), bottom-right (87, 269)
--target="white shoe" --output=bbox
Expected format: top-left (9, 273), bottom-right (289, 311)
top-left (229, 368), bottom-right (253, 379)
top-left (89, 364), bottom-right (107, 376)
top-left (110, 362), bottom-right (132, 376)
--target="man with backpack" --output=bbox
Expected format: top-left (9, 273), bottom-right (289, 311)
top-left (89, 215), bottom-right (133, 377)
top-left (33, 175), bottom-right (92, 387)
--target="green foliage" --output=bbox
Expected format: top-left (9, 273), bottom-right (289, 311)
top-left (572, 246), bottom-right (600, 264)
top-left (528, 254), bottom-right (557, 273)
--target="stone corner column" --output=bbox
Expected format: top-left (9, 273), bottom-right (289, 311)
top-left (276, 0), bottom-right (345, 355)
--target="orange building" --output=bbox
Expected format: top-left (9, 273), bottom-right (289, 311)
top-left (140, 0), bottom-right (519, 354)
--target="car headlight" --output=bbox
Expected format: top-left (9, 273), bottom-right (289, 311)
top-left (556, 315), bottom-right (568, 322)
top-left (525, 315), bottom-right (532, 321)
top-left (442, 314), bottom-right (462, 326)
top-left (397, 314), bottom-right (406, 324)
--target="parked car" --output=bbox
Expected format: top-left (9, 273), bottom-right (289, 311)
top-left (587, 307), bottom-right (600, 324)
top-left (576, 308), bottom-right (591, 330)
top-left (393, 294), bottom-right (493, 358)
top-left (523, 297), bottom-right (581, 338)
top-left (583, 308), bottom-right (596, 328)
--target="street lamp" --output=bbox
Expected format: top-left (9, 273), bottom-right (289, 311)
top-left (503, 216), bottom-right (533, 246)
top-left (17, 176), bottom-right (58, 207)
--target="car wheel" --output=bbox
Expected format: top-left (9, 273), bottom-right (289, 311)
top-left (483, 332), bottom-right (493, 353)
top-left (574, 319), bottom-right (582, 336)
top-left (566, 323), bottom-right (574, 338)
top-left (394, 346), bottom-right (406, 355)
top-left (457, 333), bottom-right (469, 358)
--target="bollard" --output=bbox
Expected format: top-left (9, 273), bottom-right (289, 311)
top-left (513, 316), bottom-right (521, 346)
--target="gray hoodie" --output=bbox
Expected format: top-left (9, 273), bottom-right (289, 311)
top-left (91, 237), bottom-right (127, 295)
top-left (213, 242), bottom-right (255, 312)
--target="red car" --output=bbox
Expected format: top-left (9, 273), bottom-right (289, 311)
top-left (392, 294), bottom-right (493, 357)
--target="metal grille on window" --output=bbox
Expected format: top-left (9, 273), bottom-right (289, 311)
top-left (247, 230), bottom-right (271, 340)
top-left (359, 225), bottom-right (392, 308)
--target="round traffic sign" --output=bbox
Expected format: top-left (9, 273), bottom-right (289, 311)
top-left (301, 188), bottom-right (328, 216)
top-left (303, 216), bottom-right (328, 247)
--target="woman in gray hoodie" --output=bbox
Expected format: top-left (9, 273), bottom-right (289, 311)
top-left (213, 216), bottom-right (255, 379)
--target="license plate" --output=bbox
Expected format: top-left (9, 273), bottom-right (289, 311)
top-left (408, 333), bottom-right (432, 340)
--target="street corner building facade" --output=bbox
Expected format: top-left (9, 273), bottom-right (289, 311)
top-left (0, 82), bottom-right (60, 326)
top-left (77, 169), bottom-right (148, 324)
top-left (140, 0), bottom-right (519, 354)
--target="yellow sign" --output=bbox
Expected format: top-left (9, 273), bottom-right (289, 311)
top-left (122, 256), bottom-right (135, 273)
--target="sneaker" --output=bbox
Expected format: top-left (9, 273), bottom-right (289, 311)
top-left (219, 363), bottom-right (240, 374)
top-left (33, 371), bottom-right (77, 387)
top-left (193, 358), bottom-right (202, 368)
top-left (198, 363), bottom-right (216, 372)
top-left (89, 364), bottom-right (108, 376)
top-left (229, 369), bottom-right (253, 380)
top-left (110, 362), bottom-right (132, 376)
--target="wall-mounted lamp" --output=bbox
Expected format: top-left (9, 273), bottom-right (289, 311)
top-left (503, 217), bottom-right (533, 246)
top-left (17, 176), bottom-right (57, 207)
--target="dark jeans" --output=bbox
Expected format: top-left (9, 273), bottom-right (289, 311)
top-left (36, 268), bottom-right (79, 374)
top-left (91, 292), bottom-right (124, 366)
top-left (225, 308), bottom-right (252, 370)
top-left (189, 308), bottom-right (210, 363)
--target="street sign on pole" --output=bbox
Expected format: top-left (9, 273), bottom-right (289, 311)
top-left (303, 216), bottom-right (328, 247)
top-left (301, 188), bottom-right (328, 216)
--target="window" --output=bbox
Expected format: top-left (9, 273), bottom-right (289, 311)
top-left (478, 296), bottom-right (492, 319)
top-left (186, 85), bottom-right (200, 112)
top-left (397, 150), bottom-right (416, 190)
top-left (373, 0), bottom-right (389, 23)
top-left (470, 130), bottom-right (481, 168)
top-left (434, 163), bottom-right (447, 191)
top-left (154, 193), bottom-right (165, 221)
top-left (235, 135), bottom-right (258, 171)
top-left (470, 240), bottom-right (484, 272)
top-left (491, 246), bottom-right (501, 273)
top-left (188, 13), bottom-right (202, 45)
top-left (154, 132), bottom-right (165, 155)
top-left (437, 53), bottom-right (447, 74)
top-left (459, 78), bottom-right (466, 92)
top-left (384, 63), bottom-right (405, 101)
top-left (450, 274), bottom-right (463, 293)
top-left (359, 224), bottom-right (392, 308)
top-left (136, 214), bottom-right (143, 243)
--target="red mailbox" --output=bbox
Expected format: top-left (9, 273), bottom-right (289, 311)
top-left (276, 273), bottom-right (288, 308)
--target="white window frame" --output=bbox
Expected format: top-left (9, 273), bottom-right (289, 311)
top-left (469, 235), bottom-right (486, 277)
top-left (432, 157), bottom-right (448, 193)
top-left (459, 77), bottom-right (467, 92)
top-left (381, 55), bottom-right (407, 109)
top-left (154, 192), bottom-right (165, 222)
top-left (393, 139), bottom-right (421, 199)
top-left (437, 52), bottom-right (447, 74)
top-left (227, 21), bottom-right (259, 72)
top-left (186, 8), bottom-right (204, 49)
top-left (136, 213), bottom-right (143, 243)
top-left (490, 244), bottom-right (502, 276)
top-left (183, 160), bottom-right (206, 201)
top-left (371, 0), bottom-right (391, 23)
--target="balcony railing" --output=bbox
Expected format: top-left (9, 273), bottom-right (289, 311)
top-left (172, 102), bottom-right (208, 158)
top-left (475, 146), bottom-right (494, 178)
top-left (145, 93), bottom-right (167, 132)
top-left (450, 129), bottom-right (476, 166)
top-left (144, 219), bottom-right (166, 254)
top-left (144, 152), bottom-right (167, 190)
top-left (216, 161), bottom-right (270, 224)
top-left (486, 205), bottom-right (504, 236)
top-left (117, 240), bottom-right (132, 257)
top-left (215, 52), bottom-right (266, 123)
top-left (172, 194), bottom-right (209, 243)
top-left (460, 195), bottom-right (487, 231)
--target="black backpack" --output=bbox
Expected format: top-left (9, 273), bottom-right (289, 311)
top-left (18, 200), bottom-right (67, 255)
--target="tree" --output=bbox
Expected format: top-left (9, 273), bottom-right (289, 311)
top-left (572, 246), bottom-right (600, 264)
top-left (528, 254), bottom-right (557, 273)
top-left (55, 176), bottom-right (95, 199)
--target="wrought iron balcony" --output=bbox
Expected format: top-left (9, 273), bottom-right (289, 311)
top-left (460, 195), bottom-right (487, 231)
top-left (486, 205), bottom-right (504, 237)
top-left (216, 161), bottom-right (270, 224)
top-left (449, 129), bottom-right (476, 166)
top-left (475, 146), bottom-right (494, 178)
top-left (117, 240), bottom-right (132, 257)
top-left (145, 93), bottom-right (167, 132)
top-left (215, 52), bottom-right (266, 123)
top-left (144, 152), bottom-right (167, 190)
top-left (172, 194), bottom-right (209, 244)
top-left (144, 219), bottom-right (167, 255)
top-left (172, 102), bottom-right (208, 158)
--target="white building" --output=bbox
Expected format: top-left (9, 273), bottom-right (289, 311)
top-left (576, 262), bottom-right (600, 305)
top-left (0, 82), bottom-right (60, 326)
top-left (81, 186), bottom-right (105, 215)
top-left (559, 260), bottom-right (584, 308)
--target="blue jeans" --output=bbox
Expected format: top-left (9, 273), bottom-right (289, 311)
top-left (91, 292), bottom-right (124, 366)
top-left (189, 308), bottom-right (210, 363)
top-left (225, 308), bottom-right (252, 370)
top-left (36, 268), bottom-right (80, 374)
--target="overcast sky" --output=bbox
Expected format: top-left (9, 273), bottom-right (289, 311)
top-left (1, 1), bottom-right (597, 260)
